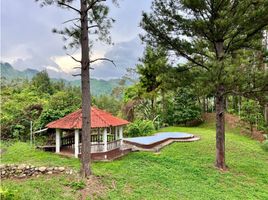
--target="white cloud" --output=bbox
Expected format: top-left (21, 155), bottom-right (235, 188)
top-left (45, 66), bottom-right (60, 72)
top-left (1, 0), bottom-right (152, 79)
top-left (91, 37), bottom-right (144, 79)
top-left (1, 45), bottom-right (32, 64)
top-left (52, 55), bottom-right (79, 73)
top-left (51, 48), bottom-right (107, 74)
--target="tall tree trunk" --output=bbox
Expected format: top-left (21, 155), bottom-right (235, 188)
top-left (250, 123), bottom-right (254, 136)
top-left (265, 103), bottom-right (268, 125)
top-left (161, 89), bottom-right (167, 123)
top-left (80, 0), bottom-right (91, 177)
top-left (206, 98), bottom-right (209, 112)
top-left (215, 42), bottom-right (227, 170)
top-left (238, 96), bottom-right (242, 118)
top-left (215, 84), bottom-right (227, 170)
top-left (198, 97), bottom-right (202, 111)
top-left (212, 97), bottom-right (215, 112)
top-left (225, 96), bottom-right (228, 112)
top-left (202, 96), bottom-right (206, 112)
top-left (232, 95), bottom-right (238, 113)
top-left (151, 98), bottom-right (155, 120)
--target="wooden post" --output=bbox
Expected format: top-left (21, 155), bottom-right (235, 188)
top-left (75, 129), bottom-right (79, 158)
top-left (115, 127), bottom-right (118, 140)
top-left (56, 129), bottom-right (61, 153)
top-left (103, 128), bottom-right (107, 152)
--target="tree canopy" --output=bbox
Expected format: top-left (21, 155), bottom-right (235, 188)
top-left (141, 0), bottom-right (268, 170)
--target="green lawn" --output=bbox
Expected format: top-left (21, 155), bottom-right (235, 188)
top-left (1, 142), bottom-right (80, 170)
top-left (1, 125), bottom-right (267, 200)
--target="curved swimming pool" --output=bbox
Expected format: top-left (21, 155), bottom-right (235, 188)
top-left (124, 132), bottom-right (194, 147)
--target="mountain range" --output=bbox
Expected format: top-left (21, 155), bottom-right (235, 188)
top-left (0, 62), bottom-right (123, 96)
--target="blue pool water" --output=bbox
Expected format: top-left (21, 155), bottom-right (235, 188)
top-left (124, 132), bottom-right (193, 145)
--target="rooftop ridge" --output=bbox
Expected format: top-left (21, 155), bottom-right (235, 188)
top-left (91, 107), bottom-right (110, 127)
top-left (46, 106), bottom-right (129, 129)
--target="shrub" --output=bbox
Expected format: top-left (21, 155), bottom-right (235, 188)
top-left (125, 119), bottom-right (155, 137)
top-left (65, 180), bottom-right (86, 190)
top-left (0, 188), bottom-right (20, 200)
top-left (261, 141), bottom-right (268, 152)
top-left (240, 100), bottom-right (262, 135)
top-left (171, 87), bottom-right (202, 126)
top-left (261, 135), bottom-right (268, 152)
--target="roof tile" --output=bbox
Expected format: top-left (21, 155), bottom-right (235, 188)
top-left (46, 107), bottom-right (129, 129)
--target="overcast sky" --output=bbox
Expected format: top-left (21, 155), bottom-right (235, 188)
top-left (1, 0), bottom-right (152, 80)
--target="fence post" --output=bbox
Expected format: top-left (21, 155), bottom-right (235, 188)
top-left (103, 128), bottom-right (107, 152)
top-left (74, 129), bottom-right (79, 158)
top-left (56, 129), bottom-right (61, 153)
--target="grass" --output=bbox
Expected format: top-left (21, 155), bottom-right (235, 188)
top-left (1, 175), bottom-right (82, 200)
top-left (1, 142), bottom-right (80, 170)
top-left (1, 123), bottom-right (268, 200)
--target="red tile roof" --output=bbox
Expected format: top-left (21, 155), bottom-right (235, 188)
top-left (46, 107), bottom-right (129, 129)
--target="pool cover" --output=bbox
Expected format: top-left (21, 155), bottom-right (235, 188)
top-left (124, 132), bottom-right (193, 145)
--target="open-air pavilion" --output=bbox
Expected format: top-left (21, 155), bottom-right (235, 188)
top-left (46, 107), bottom-right (130, 160)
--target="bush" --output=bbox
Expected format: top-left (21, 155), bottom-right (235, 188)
top-left (170, 87), bottom-right (202, 126)
top-left (0, 188), bottom-right (20, 200)
top-left (65, 180), bottom-right (86, 190)
top-left (261, 141), bottom-right (268, 152)
top-left (261, 135), bottom-right (268, 152)
top-left (240, 100), bottom-right (262, 135)
top-left (125, 119), bottom-right (155, 137)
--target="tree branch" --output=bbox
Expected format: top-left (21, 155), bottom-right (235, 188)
top-left (143, 16), bottom-right (210, 70)
top-left (227, 87), bottom-right (268, 96)
top-left (62, 18), bottom-right (80, 24)
top-left (58, 2), bottom-right (80, 13)
top-left (86, 0), bottom-right (106, 12)
top-left (67, 53), bottom-right (81, 63)
top-left (72, 22), bottom-right (81, 29)
top-left (90, 58), bottom-right (116, 67)
top-left (88, 24), bottom-right (99, 29)
top-left (73, 66), bottom-right (94, 70)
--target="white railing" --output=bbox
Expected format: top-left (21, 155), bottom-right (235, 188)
top-left (78, 140), bottom-right (121, 154)
top-left (107, 140), bottom-right (121, 151)
top-left (91, 143), bottom-right (104, 153)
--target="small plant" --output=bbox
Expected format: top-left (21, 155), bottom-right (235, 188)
top-left (172, 87), bottom-right (202, 126)
top-left (261, 134), bottom-right (268, 152)
top-left (0, 188), bottom-right (20, 200)
top-left (65, 180), bottom-right (86, 190)
top-left (240, 100), bottom-right (262, 135)
top-left (125, 119), bottom-right (155, 137)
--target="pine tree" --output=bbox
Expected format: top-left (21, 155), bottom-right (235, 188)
top-left (141, 0), bottom-right (268, 170)
top-left (36, 0), bottom-right (116, 177)
top-left (137, 46), bottom-right (170, 120)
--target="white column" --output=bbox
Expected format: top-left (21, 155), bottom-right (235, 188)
top-left (74, 129), bottom-right (79, 158)
top-left (103, 128), bottom-right (107, 152)
top-left (119, 126), bottom-right (123, 146)
top-left (56, 129), bottom-right (61, 153)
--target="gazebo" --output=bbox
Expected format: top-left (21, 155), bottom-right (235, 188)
top-left (46, 107), bottom-right (130, 160)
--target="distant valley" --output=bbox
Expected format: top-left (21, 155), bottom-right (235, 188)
top-left (0, 62), bottom-right (123, 96)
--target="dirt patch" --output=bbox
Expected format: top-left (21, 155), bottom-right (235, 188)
top-left (240, 128), bottom-right (265, 142)
top-left (202, 112), bottom-right (240, 129)
top-left (123, 184), bottom-right (133, 195)
top-left (0, 148), bottom-right (7, 155)
top-left (225, 113), bottom-right (240, 129)
top-left (202, 113), bottom-right (215, 122)
top-left (80, 175), bottom-right (108, 200)
top-left (203, 113), bottom-right (265, 142)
